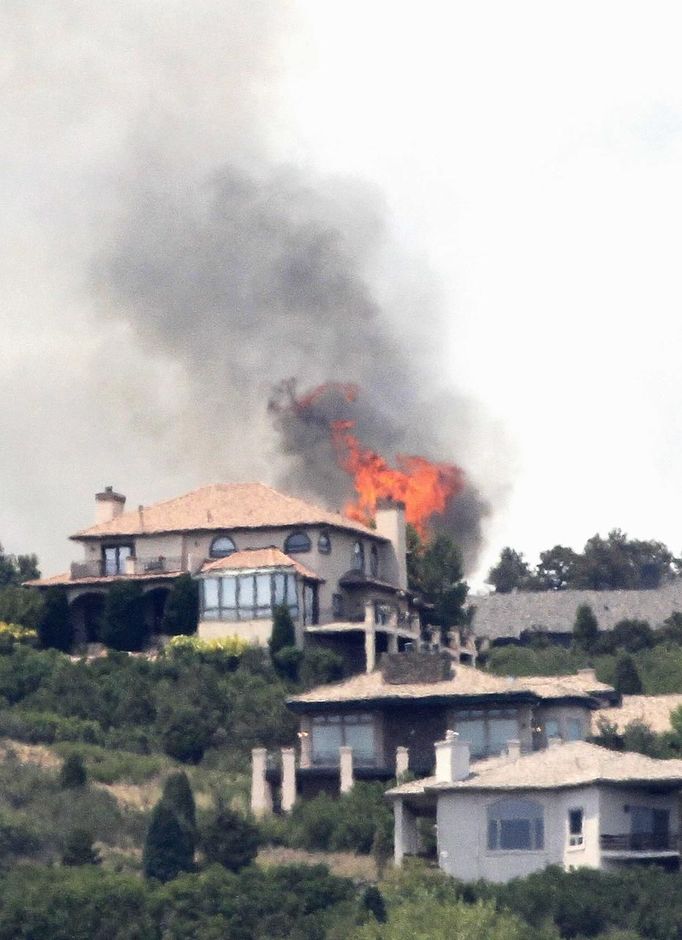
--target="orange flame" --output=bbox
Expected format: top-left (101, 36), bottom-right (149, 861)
top-left (331, 419), bottom-right (464, 538)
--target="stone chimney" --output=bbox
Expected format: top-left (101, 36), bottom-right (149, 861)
top-left (95, 486), bottom-right (126, 525)
top-left (374, 499), bottom-right (407, 590)
top-left (435, 730), bottom-right (470, 783)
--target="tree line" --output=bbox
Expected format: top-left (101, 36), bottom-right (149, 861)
top-left (487, 529), bottom-right (679, 593)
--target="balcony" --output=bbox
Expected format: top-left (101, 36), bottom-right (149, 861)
top-left (600, 833), bottom-right (680, 854)
top-left (70, 557), bottom-right (184, 580)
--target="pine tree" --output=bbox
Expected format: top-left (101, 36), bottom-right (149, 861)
top-left (573, 604), bottom-right (599, 652)
top-left (59, 753), bottom-right (87, 789)
top-left (143, 800), bottom-right (194, 882)
top-left (161, 771), bottom-right (196, 834)
top-left (161, 574), bottom-right (199, 636)
top-left (269, 604), bottom-right (296, 655)
top-left (614, 654), bottom-right (643, 695)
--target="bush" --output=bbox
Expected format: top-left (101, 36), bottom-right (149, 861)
top-left (161, 574), bottom-right (198, 636)
top-left (200, 803), bottom-right (260, 871)
top-left (162, 772), bottom-right (196, 833)
top-left (99, 581), bottom-right (147, 651)
top-left (573, 604), bottom-right (599, 651)
top-left (298, 646), bottom-right (345, 688)
top-left (37, 587), bottom-right (72, 652)
top-left (272, 644), bottom-right (303, 681)
top-left (59, 752), bottom-right (87, 789)
top-left (614, 654), bottom-right (643, 695)
top-left (159, 706), bottom-right (214, 764)
top-left (143, 800), bottom-right (195, 882)
top-left (0, 709), bottom-right (104, 746)
top-left (55, 743), bottom-right (166, 785)
top-left (285, 783), bottom-right (393, 854)
top-left (61, 828), bottom-right (101, 866)
top-left (269, 604), bottom-right (296, 656)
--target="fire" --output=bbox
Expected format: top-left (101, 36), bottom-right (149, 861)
top-left (331, 419), bottom-right (464, 538)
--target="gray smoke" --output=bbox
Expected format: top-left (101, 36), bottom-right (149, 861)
top-left (96, 165), bottom-right (491, 570)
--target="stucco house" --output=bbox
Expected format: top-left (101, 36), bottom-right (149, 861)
top-left (387, 731), bottom-right (682, 881)
top-left (28, 483), bottom-right (432, 666)
top-left (256, 651), bottom-right (616, 800)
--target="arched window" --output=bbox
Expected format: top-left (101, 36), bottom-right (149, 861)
top-left (318, 531), bottom-right (332, 555)
top-left (487, 799), bottom-right (544, 851)
top-left (370, 544), bottom-right (379, 577)
top-left (352, 541), bottom-right (365, 572)
top-left (284, 530), bottom-right (312, 554)
top-left (209, 536), bottom-right (236, 559)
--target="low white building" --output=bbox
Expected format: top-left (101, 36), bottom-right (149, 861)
top-left (387, 733), bottom-right (682, 882)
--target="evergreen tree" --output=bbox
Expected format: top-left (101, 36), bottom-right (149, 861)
top-left (486, 547), bottom-right (532, 594)
top-left (62, 828), bottom-right (101, 866)
top-left (573, 604), bottom-right (599, 652)
top-left (614, 654), bottom-right (643, 695)
top-left (143, 800), bottom-right (194, 882)
top-left (161, 574), bottom-right (199, 636)
top-left (100, 581), bottom-right (147, 651)
top-left (161, 772), bottom-right (196, 834)
top-left (59, 752), bottom-right (87, 789)
top-left (269, 604), bottom-right (296, 655)
top-left (37, 586), bottom-right (72, 652)
top-left (200, 803), bottom-right (260, 872)
top-left (408, 527), bottom-right (469, 636)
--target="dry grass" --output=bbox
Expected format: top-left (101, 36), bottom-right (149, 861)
top-left (0, 738), bottom-right (60, 769)
top-left (258, 845), bottom-right (378, 881)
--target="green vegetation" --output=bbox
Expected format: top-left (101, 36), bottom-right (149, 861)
top-left (200, 802), bottom-right (260, 871)
top-left (100, 581), bottom-right (147, 651)
top-left (407, 527), bottom-right (470, 637)
top-left (37, 587), bottom-right (71, 651)
top-left (160, 573), bottom-right (199, 636)
top-left (487, 530), bottom-right (677, 592)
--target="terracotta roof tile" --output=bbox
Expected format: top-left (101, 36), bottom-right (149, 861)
top-left (26, 571), bottom-right (181, 588)
top-left (200, 547), bottom-right (323, 581)
top-left (71, 483), bottom-right (381, 541)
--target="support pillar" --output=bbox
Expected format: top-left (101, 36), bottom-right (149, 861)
top-left (250, 747), bottom-right (272, 817)
top-left (396, 746), bottom-right (409, 780)
top-left (364, 600), bottom-right (376, 673)
top-left (298, 717), bottom-right (312, 769)
top-left (281, 747), bottom-right (297, 813)
top-left (393, 798), bottom-right (419, 866)
top-left (339, 745), bottom-right (354, 794)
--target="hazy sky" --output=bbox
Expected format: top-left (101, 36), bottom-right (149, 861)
top-left (3, 2), bottom-right (682, 588)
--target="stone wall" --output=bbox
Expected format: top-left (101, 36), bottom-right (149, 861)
top-left (380, 650), bottom-right (452, 684)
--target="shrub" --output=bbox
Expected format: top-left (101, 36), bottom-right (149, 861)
top-left (611, 618), bottom-right (655, 653)
top-left (54, 743), bottom-right (166, 785)
top-left (62, 828), bottom-right (101, 866)
top-left (143, 800), bottom-right (195, 882)
top-left (286, 783), bottom-right (393, 854)
top-left (0, 709), bottom-right (104, 746)
top-left (614, 654), bottom-right (643, 695)
top-left (269, 604), bottom-right (296, 655)
top-left (573, 604), bottom-right (599, 651)
top-left (159, 706), bottom-right (214, 764)
top-left (59, 752), bottom-right (87, 789)
top-left (161, 574), bottom-right (198, 636)
top-left (299, 646), bottom-right (345, 688)
top-left (200, 803), bottom-right (260, 872)
top-left (100, 581), bottom-right (147, 651)
top-left (162, 772), bottom-right (196, 834)
top-left (37, 587), bottom-right (72, 652)
top-left (272, 644), bottom-right (303, 681)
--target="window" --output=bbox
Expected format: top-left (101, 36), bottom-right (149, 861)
top-left (200, 570), bottom-right (298, 621)
top-left (209, 536), bottom-right (236, 559)
top-left (311, 714), bottom-right (375, 766)
top-left (566, 718), bottom-right (584, 741)
top-left (284, 531), bottom-right (311, 554)
top-left (487, 799), bottom-right (544, 851)
top-left (370, 544), bottom-right (379, 577)
top-left (332, 593), bottom-right (344, 618)
top-left (303, 582), bottom-right (318, 626)
top-left (453, 709), bottom-right (520, 758)
top-left (569, 808), bottom-right (584, 846)
top-left (545, 719), bottom-right (560, 740)
top-left (102, 544), bottom-right (132, 575)
top-left (352, 541), bottom-right (365, 572)
top-left (318, 531), bottom-right (331, 554)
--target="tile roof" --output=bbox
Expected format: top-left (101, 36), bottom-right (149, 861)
top-left (592, 695), bottom-right (682, 735)
top-left (288, 665), bottom-right (611, 708)
top-left (26, 571), bottom-right (182, 588)
top-left (71, 483), bottom-right (383, 541)
top-left (200, 547), bottom-right (323, 581)
top-left (387, 740), bottom-right (682, 796)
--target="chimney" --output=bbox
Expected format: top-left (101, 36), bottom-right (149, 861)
top-left (374, 499), bottom-right (407, 590)
top-left (95, 486), bottom-right (126, 525)
top-left (577, 668), bottom-right (597, 684)
top-left (435, 730), bottom-right (470, 783)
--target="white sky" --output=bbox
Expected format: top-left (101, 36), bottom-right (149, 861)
top-left (4, 2), bottom-right (682, 586)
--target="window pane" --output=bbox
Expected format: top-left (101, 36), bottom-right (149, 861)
top-left (273, 573), bottom-right (286, 605)
top-left (489, 719), bottom-right (519, 755)
top-left (255, 574), bottom-right (272, 608)
top-left (569, 810), bottom-right (583, 836)
top-left (203, 579), bottom-right (219, 609)
top-left (566, 718), bottom-right (583, 741)
top-left (239, 575), bottom-right (255, 608)
top-left (344, 720), bottom-right (375, 764)
top-left (312, 724), bottom-right (343, 764)
top-left (222, 577), bottom-right (237, 609)
top-left (210, 536), bottom-right (236, 558)
top-left (500, 819), bottom-right (531, 850)
top-left (285, 531), bottom-right (311, 554)
top-left (545, 719), bottom-right (560, 739)
top-left (457, 719), bottom-right (486, 757)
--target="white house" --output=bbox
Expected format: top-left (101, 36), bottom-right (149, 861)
top-left (387, 732), bottom-right (682, 881)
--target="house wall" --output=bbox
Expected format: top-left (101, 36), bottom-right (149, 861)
top-left (436, 785), bottom-right (600, 882)
top-left (535, 705), bottom-right (591, 744)
top-left (198, 617), bottom-right (273, 646)
top-left (80, 534), bottom-right (184, 563)
top-left (598, 786), bottom-right (679, 840)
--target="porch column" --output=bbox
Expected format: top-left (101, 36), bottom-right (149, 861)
top-left (250, 747), bottom-right (273, 817)
top-left (396, 746), bottom-right (409, 780)
top-left (393, 798), bottom-right (419, 865)
top-left (339, 745), bottom-right (354, 794)
top-left (364, 600), bottom-right (376, 673)
top-left (298, 716), bottom-right (312, 769)
top-left (281, 747), bottom-right (297, 813)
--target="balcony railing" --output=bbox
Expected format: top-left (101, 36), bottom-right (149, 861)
top-left (70, 557), bottom-right (184, 579)
top-left (600, 833), bottom-right (679, 852)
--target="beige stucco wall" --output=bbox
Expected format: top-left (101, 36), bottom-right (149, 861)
top-left (81, 533), bottom-right (184, 563)
top-left (198, 617), bottom-right (273, 646)
top-left (435, 785), bottom-right (601, 882)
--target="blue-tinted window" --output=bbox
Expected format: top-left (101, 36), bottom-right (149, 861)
top-left (285, 531), bottom-right (312, 554)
